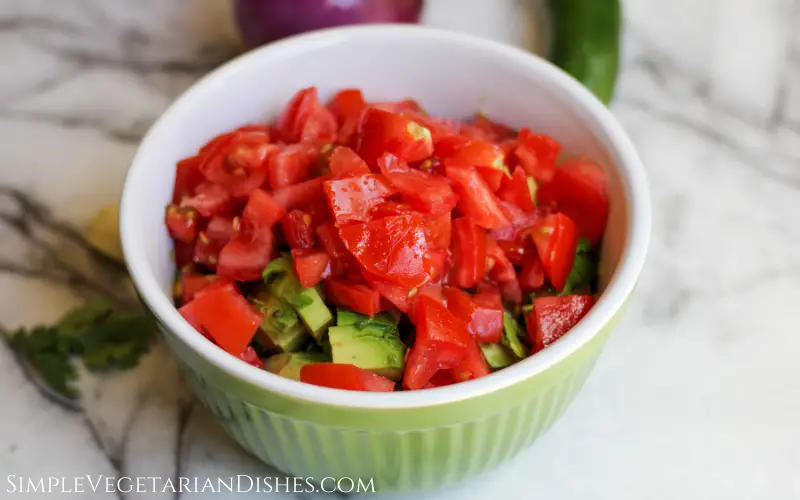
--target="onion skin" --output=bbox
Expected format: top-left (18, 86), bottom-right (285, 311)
top-left (234, 0), bottom-right (425, 49)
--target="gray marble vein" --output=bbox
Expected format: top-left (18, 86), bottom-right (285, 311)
top-left (1, 1), bottom-right (800, 499)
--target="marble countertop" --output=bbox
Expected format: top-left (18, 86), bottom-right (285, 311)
top-left (2, 0), bottom-right (800, 498)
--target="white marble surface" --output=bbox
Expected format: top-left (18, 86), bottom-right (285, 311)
top-left (2, 0), bottom-right (800, 498)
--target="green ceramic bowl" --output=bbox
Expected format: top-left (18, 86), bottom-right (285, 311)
top-left (120, 26), bottom-right (650, 492)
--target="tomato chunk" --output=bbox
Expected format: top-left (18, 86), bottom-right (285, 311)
top-left (272, 175), bottom-right (330, 211)
top-left (329, 146), bottom-right (370, 178)
top-left (376, 152), bottom-right (410, 175)
top-left (403, 295), bottom-right (470, 390)
top-left (268, 142), bottom-right (319, 189)
top-left (281, 210), bottom-right (315, 249)
top-left (356, 108), bottom-right (434, 166)
top-left (205, 215), bottom-right (238, 244)
top-left (278, 87), bottom-right (337, 145)
top-left (537, 158), bottom-right (608, 245)
top-left (180, 182), bottom-right (234, 218)
top-left (180, 272), bottom-right (222, 304)
top-left (445, 164), bottom-right (509, 229)
top-left (526, 295), bottom-right (593, 351)
top-left (450, 217), bottom-right (487, 288)
top-left (239, 346), bottom-right (264, 369)
top-left (291, 248), bottom-right (331, 288)
top-left (328, 89), bottom-right (366, 145)
top-left (178, 285), bottom-right (263, 356)
top-left (323, 173), bottom-right (394, 224)
top-left (199, 129), bottom-right (274, 197)
top-left (363, 272), bottom-right (413, 313)
top-left (172, 156), bottom-right (204, 203)
top-left (338, 214), bottom-right (432, 288)
top-left (519, 251), bottom-right (546, 291)
top-left (498, 166), bottom-right (535, 212)
top-left (450, 338), bottom-right (491, 382)
top-left (514, 129), bottom-right (561, 183)
top-left (165, 205), bottom-right (199, 244)
top-left (300, 363), bottom-right (395, 392)
top-left (486, 237), bottom-right (515, 284)
top-left (530, 213), bottom-right (578, 292)
top-left (324, 279), bottom-right (382, 317)
top-left (444, 287), bottom-right (503, 344)
top-left (385, 169), bottom-right (457, 215)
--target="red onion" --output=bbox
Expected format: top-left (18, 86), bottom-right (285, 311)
top-left (233, 0), bottom-right (425, 49)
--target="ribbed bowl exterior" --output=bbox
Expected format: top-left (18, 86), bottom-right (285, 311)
top-left (159, 310), bottom-right (621, 492)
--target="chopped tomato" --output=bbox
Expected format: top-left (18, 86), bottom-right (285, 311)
top-left (205, 215), bottom-right (238, 244)
top-left (328, 89), bottom-right (366, 145)
top-left (238, 346), bottom-right (264, 369)
top-left (475, 166), bottom-right (505, 192)
top-left (498, 278), bottom-right (523, 304)
top-left (519, 252), bottom-right (546, 291)
top-left (291, 248), bottom-right (331, 288)
top-left (450, 218), bottom-right (487, 288)
top-left (514, 129), bottom-right (561, 183)
top-left (444, 287), bottom-right (503, 344)
top-left (498, 166), bottom-right (535, 212)
top-left (531, 213), bottom-right (578, 292)
top-left (450, 338), bottom-right (491, 382)
top-left (426, 249), bottom-right (450, 284)
top-left (165, 205), bottom-right (199, 244)
top-left (527, 295), bottom-right (593, 351)
top-left (180, 182), bottom-right (234, 218)
top-left (442, 139), bottom-right (505, 171)
top-left (241, 189), bottom-right (284, 229)
top-left (281, 210), bottom-right (315, 249)
top-left (268, 142), bottom-right (319, 189)
top-left (363, 272), bottom-right (413, 313)
top-left (445, 164), bottom-right (509, 229)
top-left (272, 175), bottom-right (330, 211)
top-left (316, 222), bottom-right (357, 275)
top-left (369, 99), bottom-right (424, 114)
top-left (338, 214), bottom-right (432, 288)
top-left (178, 284), bottom-right (263, 356)
top-left (199, 129), bottom-right (275, 197)
top-left (421, 212), bottom-right (452, 251)
top-left (537, 158), bottom-right (608, 245)
top-left (329, 146), bottom-right (370, 178)
top-left (356, 108), bottom-right (434, 166)
top-left (324, 279), bottom-right (382, 317)
top-left (485, 237), bottom-right (516, 284)
top-left (495, 239), bottom-right (529, 266)
top-left (323, 173), bottom-right (394, 224)
top-left (174, 241), bottom-right (194, 268)
top-left (300, 363), bottom-right (395, 392)
top-left (181, 272), bottom-right (221, 304)
top-left (376, 152), bottom-right (410, 175)
top-left (403, 295), bottom-right (470, 390)
top-left (192, 231), bottom-right (226, 270)
top-left (172, 155), bottom-right (204, 203)
top-left (384, 169), bottom-right (457, 215)
top-left (424, 370), bottom-right (458, 389)
top-left (461, 114), bottom-right (516, 142)
top-left (489, 200), bottom-right (539, 242)
top-left (277, 87), bottom-right (337, 145)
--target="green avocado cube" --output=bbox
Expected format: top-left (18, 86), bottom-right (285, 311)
top-left (264, 352), bottom-right (328, 381)
top-left (328, 321), bottom-right (406, 380)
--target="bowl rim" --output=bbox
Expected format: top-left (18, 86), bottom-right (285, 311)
top-left (120, 24), bottom-right (650, 410)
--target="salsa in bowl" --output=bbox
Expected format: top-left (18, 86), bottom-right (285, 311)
top-left (167, 86), bottom-right (610, 392)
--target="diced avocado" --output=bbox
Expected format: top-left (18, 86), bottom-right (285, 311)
top-left (337, 308), bottom-right (398, 327)
top-left (263, 255), bottom-right (333, 342)
top-left (328, 321), bottom-right (406, 380)
top-left (480, 343), bottom-right (518, 370)
top-left (502, 311), bottom-right (529, 359)
top-left (251, 291), bottom-right (310, 353)
top-left (264, 352), bottom-right (328, 381)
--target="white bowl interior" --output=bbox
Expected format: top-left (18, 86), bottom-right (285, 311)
top-left (121, 26), bottom-right (647, 408)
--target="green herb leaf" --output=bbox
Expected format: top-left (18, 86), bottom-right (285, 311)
top-left (559, 238), bottom-right (597, 296)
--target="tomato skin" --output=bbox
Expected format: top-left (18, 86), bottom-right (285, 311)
top-left (403, 295), bottom-right (471, 390)
top-left (444, 287), bottom-right (503, 344)
top-left (498, 166), bottom-right (535, 212)
top-left (324, 279), bottom-right (382, 317)
top-left (271, 175), bottom-right (330, 211)
top-left (328, 89), bottom-right (366, 145)
top-left (323, 173), bottom-right (394, 225)
top-left (172, 155), bottom-right (204, 203)
top-left (450, 217), bottom-right (488, 288)
top-left (338, 214), bottom-right (432, 289)
top-left (238, 346), bottom-right (264, 369)
top-left (180, 182), bottom-right (234, 218)
top-left (486, 237), bottom-right (516, 284)
top-left (278, 87), bottom-right (337, 145)
top-left (531, 213), bottom-right (578, 292)
top-left (514, 129), bottom-right (561, 183)
top-left (165, 205), bottom-right (199, 244)
top-left (376, 152), bottom-right (410, 175)
top-left (537, 158), bottom-right (608, 245)
top-left (527, 295), bottom-right (594, 351)
top-left (268, 142), bottom-right (319, 190)
top-left (291, 248), bottom-right (331, 288)
top-left (329, 146), bottom-right (370, 178)
top-left (450, 338), bottom-right (491, 382)
top-left (385, 169), bottom-right (457, 215)
top-left (356, 108), bottom-right (434, 167)
top-left (178, 284), bottom-right (263, 356)
top-left (300, 363), bottom-right (395, 392)
top-left (281, 210), bottom-right (316, 249)
top-left (199, 130), bottom-right (275, 197)
top-left (445, 164), bottom-right (510, 230)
